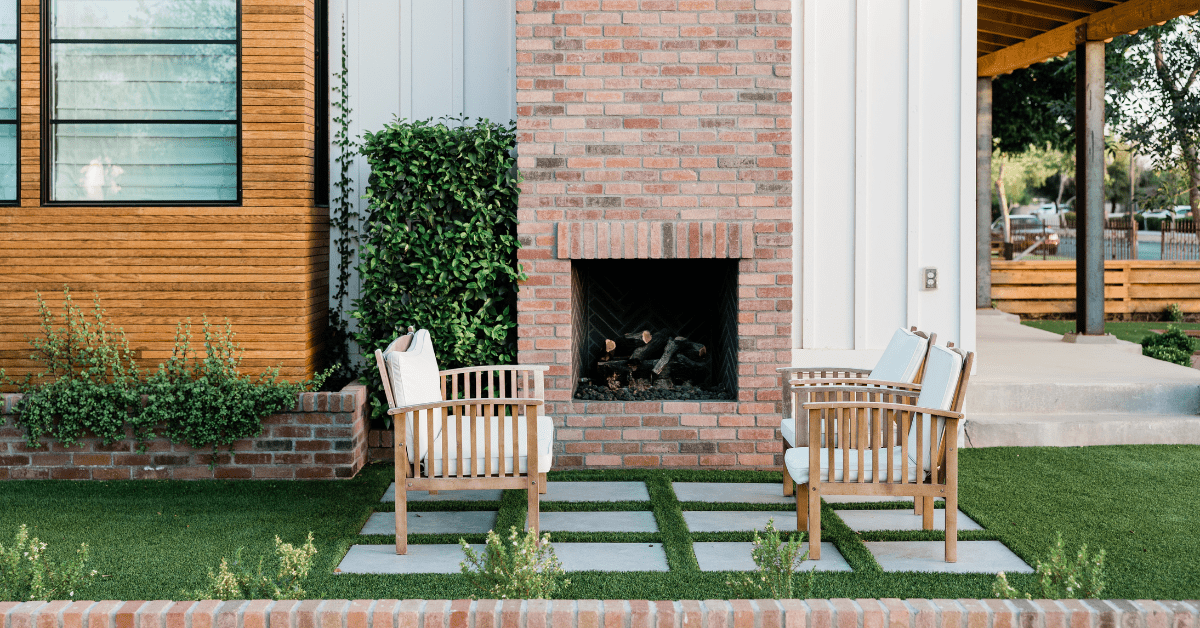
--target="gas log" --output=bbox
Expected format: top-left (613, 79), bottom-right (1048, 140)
top-left (595, 332), bottom-right (711, 386)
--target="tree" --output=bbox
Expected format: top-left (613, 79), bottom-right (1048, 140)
top-left (1111, 17), bottom-right (1200, 213)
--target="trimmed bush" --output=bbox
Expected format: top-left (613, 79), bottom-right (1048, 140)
top-left (1140, 326), bottom-right (1197, 367)
top-left (353, 118), bottom-right (523, 419)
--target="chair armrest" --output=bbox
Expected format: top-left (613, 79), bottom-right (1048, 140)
top-left (388, 398), bottom-right (545, 416)
top-left (438, 365), bottom-right (551, 376)
top-left (799, 399), bottom-right (963, 421)
top-left (789, 378), bottom-right (921, 391)
top-left (778, 367), bottom-right (871, 377)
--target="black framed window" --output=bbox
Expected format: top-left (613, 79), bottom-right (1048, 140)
top-left (0, 0), bottom-right (17, 203)
top-left (44, 0), bottom-right (240, 204)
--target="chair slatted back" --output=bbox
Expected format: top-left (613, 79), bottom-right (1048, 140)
top-left (399, 401), bottom-right (540, 481)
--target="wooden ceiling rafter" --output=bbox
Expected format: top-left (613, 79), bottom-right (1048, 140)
top-left (978, 0), bottom-right (1089, 23)
top-left (978, 0), bottom-right (1200, 77)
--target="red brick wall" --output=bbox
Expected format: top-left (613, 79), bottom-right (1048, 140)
top-left (0, 384), bottom-right (368, 480)
top-left (514, 0), bottom-right (792, 468)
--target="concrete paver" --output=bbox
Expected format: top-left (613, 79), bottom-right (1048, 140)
top-left (540, 511), bottom-right (658, 533)
top-left (337, 544), bottom-right (483, 574)
top-left (381, 484), bottom-right (503, 503)
top-left (543, 481), bottom-right (650, 502)
top-left (359, 511), bottom-right (496, 535)
top-left (554, 543), bottom-right (669, 572)
top-left (837, 509), bottom-right (982, 532)
top-left (683, 511), bottom-right (802, 532)
top-left (673, 482), bottom-right (942, 505)
top-left (866, 540), bottom-right (1033, 573)
top-left (693, 541), bottom-right (852, 572)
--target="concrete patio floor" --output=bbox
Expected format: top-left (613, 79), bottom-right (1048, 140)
top-left (965, 310), bottom-right (1200, 447)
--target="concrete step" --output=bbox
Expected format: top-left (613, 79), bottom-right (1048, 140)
top-left (963, 412), bottom-right (1200, 447)
top-left (968, 381), bottom-right (1200, 416)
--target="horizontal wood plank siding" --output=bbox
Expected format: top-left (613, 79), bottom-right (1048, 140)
top-left (991, 260), bottom-right (1200, 315)
top-left (0, 0), bottom-right (328, 381)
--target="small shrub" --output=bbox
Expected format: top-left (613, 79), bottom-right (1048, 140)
top-left (993, 532), bottom-right (1105, 599)
top-left (727, 518), bottom-right (816, 599)
top-left (1141, 326), bottom-right (1197, 367)
top-left (459, 526), bottom-right (568, 599)
top-left (0, 524), bottom-right (97, 601)
top-left (1166, 303), bottom-right (1185, 322)
top-left (191, 532), bottom-right (317, 600)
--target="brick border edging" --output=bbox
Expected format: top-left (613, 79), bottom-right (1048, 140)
top-left (1, 599), bottom-right (1196, 628)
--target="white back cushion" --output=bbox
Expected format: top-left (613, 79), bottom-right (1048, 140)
top-left (383, 329), bottom-right (444, 462)
top-left (906, 344), bottom-right (964, 470)
top-left (868, 328), bottom-right (928, 383)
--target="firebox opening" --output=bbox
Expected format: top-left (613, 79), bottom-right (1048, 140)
top-left (573, 259), bottom-right (738, 401)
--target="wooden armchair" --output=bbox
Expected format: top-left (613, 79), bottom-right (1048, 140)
top-left (777, 327), bottom-right (934, 496)
top-left (786, 343), bottom-right (974, 562)
top-left (374, 330), bottom-right (553, 555)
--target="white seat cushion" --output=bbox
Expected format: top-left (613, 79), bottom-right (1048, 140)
top-left (781, 417), bottom-right (797, 447)
top-left (427, 414), bottom-right (555, 476)
top-left (868, 327), bottom-right (929, 383)
top-left (783, 446), bottom-right (919, 484)
top-left (907, 344), bottom-right (964, 471)
top-left (383, 329), bottom-right (444, 463)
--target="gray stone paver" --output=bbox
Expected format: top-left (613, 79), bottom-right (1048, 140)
top-left (682, 511), bottom-right (802, 532)
top-left (543, 481), bottom-right (650, 502)
top-left (866, 540), bottom-right (1033, 573)
top-left (359, 511), bottom-right (496, 535)
top-left (693, 541), bottom-right (852, 572)
top-left (672, 482), bottom-right (941, 505)
top-left (381, 484), bottom-right (503, 503)
top-left (540, 511), bottom-right (658, 533)
top-left (837, 509), bottom-right (982, 532)
top-left (554, 543), bottom-right (669, 572)
top-left (338, 544), bottom-right (484, 574)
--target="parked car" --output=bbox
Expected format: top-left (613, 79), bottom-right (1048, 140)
top-left (991, 214), bottom-right (1059, 255)
top-left (1033, 203), bottom-right (1061, 215)
top-left (1174, 205), bottom-right (1194, 219)
top-left (1139, 208), bottom-right (1178, 221)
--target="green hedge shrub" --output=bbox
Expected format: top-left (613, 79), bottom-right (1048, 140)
top-left (353, 118), bottom-right (523, 407)
top-left (1140, 326), bottom-right (1197, 367)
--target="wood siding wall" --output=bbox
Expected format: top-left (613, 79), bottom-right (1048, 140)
top-left (991, 260), bottom-right (1200, 316)
top-left (0, 0), bottom-right (327, 382)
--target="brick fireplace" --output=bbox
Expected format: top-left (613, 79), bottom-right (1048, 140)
top-left (514, 0), bottom-right (791, 468)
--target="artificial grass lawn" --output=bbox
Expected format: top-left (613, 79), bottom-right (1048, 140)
top-left (1021, 320), bottom-right (1200, 344)
top-left (2, 446), bottom-right (1199, 600)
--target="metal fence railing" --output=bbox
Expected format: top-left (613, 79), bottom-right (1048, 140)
top-left (1161, 219), bottom-right (1199, 260)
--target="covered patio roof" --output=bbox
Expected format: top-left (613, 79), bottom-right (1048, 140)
top-left (977, 0), bottom-right (1199, 77)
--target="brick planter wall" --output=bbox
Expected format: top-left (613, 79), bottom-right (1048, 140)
top-left (1, 598), bottom-right (1196, 628)
top-left (514, 0), bottom-right (792, 469)
top-left (0, 384), bottom-right (368, 480)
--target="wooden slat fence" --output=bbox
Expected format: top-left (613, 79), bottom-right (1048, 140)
top-left (1162, 220), bottom-right (1200, 260)
top-left (991, 260), bottom-right (1200, 315)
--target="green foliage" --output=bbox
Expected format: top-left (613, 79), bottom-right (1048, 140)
top-left (1167, 303), bottom-right (1185, 323)
top-left (12, 289), bottom-right (326, 458)
top-left (14, 288), bottom-right (150, 448)
top-left (191, 532), bottom-right (317, 600)
top-left (459, 527), bottom-right (568, 599)
top-left (0, 524), bottom-right (97, 602)
top-left (140, 320), bottom-right (327, 458)
top-left (993, 532), bottom-right (1105, 600)
top-left (353, 117), bottom-right (524, 374)
top-left (1141, 326), bottom-right (1197, 366)
top-left (726, 518), bottom-right (815, 599)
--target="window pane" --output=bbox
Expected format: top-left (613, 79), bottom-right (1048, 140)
top-left (0, 124), bottom-right (15, 201)
top-left (51, 0), bottom-right (236, 40)
top-left (52, 123), bottom-right (236, 202)
top-left (0, 43), bottom-right (13, 120)
top-left (0, 0), bottom-right (14, 40)
top-left (52, 43), bottom-right (235, 120)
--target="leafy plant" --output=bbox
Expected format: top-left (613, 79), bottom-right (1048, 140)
top-left (14, 288), bottom-right (151, 448)
top-left (1166, 302), bottom-right (1185, 322)
top-left (353, 117), bottom-right (524, 423)
top-left (0, 524), bottom-right (97, 601)
top-left (1141, 325), bottom-right (1197, 367)
top-left (726, 518), bottom-right (815, 599)
top-left (459, 527), bottom-right (568, 599)
top-left (993, 532), bottom-right (1105, 599)
top-left (191, 532), bottom-right (317, 600)
top-left (141, 319), bottom-right (328, 460)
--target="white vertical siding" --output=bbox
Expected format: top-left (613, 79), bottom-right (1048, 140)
top-left (791, 0), bottom-right (975, 367)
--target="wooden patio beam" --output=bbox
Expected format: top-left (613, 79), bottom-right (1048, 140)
top-left (978, 0), bottom-right (1087, 24)
top-left (978, 0), bottom-right (1200, 77)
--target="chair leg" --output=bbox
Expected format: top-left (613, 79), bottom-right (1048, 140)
top-left (922, 494), bottom-right (935, 530)
top-left (945, 492), bottom-right (958, 563)
top-left (795, 482), bottom-right (808, 528)
top-left (395, 456), bottom-right (408, 555)
top-left (807, 484), bottom-right (821, 560)
top-left (539, 472), bottom-right (548, 494)
top-left (782, 440), bottom-right (794, 496)
top-left (914, 495), bottom-right (923, 515)
top-left (527, 478), bottom-right (540, 536)
top-left (428, 490), bottom-right (438, 495)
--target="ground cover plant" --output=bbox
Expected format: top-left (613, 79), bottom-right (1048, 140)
top-left (1, 446), bottom-right (1197, 600)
